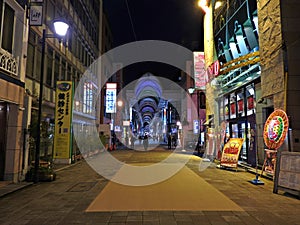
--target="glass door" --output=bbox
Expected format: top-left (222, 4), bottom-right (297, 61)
top-left (229, 120), bottom-right (249, 161)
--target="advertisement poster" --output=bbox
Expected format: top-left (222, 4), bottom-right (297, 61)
top-left (262, 109), bottom-right (289, 175)
top-left (220, 138), bottom-right (244, 168)
top-left (53, 81), bottom-right (73, 161)
top-left (193, 52), bottom-right (207, 89)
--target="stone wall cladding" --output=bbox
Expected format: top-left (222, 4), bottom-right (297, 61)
top-left (257, 0), bottom-right (285, 105)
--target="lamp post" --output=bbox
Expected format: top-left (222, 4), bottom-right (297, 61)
top-left (188, 87), bottom-right (202, 155)
top-left (34, 20), bottom-right (69, 183)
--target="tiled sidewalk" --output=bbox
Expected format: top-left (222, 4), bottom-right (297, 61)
top-left (0, 149), bottom-right (299, 225)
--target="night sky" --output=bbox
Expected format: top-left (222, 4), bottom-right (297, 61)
top-left (103, 0), bottom-right (205, 84)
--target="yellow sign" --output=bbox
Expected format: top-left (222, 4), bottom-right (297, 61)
top-left (220, 138), bottom-right (244, 168)
top-left (53, 81), bottom-right (73, 159)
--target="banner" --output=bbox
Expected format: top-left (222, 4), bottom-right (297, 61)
top-left (220, 138), bottom-right (244, 168)
top-left (193, 52), bottom-right (207, 89)
top-left (53, 81), bottom-right (73, 160)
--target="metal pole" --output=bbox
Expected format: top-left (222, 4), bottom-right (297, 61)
top-left (34, 29), bottom-right (46, 183)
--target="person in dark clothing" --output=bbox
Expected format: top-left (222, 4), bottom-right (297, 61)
top-left (143, 134), bottom-right (149, 151)
top-left (168, 134), bottom-right (172, 149)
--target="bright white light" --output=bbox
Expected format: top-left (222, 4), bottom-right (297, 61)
top-left (215, 1), bottom-right (222, 9)
top-left (198, 0), bottom-right (209, 13)
top-left (117, 100), bottom-right (123, 107)
top-left (188, 87), bottom-right (195, 94)
top-left (53, 21), bottom-right (69, 36)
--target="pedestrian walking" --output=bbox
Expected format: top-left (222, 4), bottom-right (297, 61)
top-left (143, 134), bottom-right (149, 151)
top-left (168, 134), bottom-right (172, 149)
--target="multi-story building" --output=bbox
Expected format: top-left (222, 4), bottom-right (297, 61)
top-left (25, 0), bottom-right (102, 165)
top-left (0, 0), bottom-right (29, 182)
top-left (0, 0), bottom-right (122, 182)
top-left (202, 0), bottom-right (300, 172)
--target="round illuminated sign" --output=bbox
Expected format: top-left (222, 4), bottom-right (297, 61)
top-left (263, 109), bottom-right (289, 150)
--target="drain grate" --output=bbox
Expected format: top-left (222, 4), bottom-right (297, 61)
top-left (67, 182), bottom-right (97, 192)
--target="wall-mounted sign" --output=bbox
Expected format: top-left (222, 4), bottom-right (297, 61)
top-left (193, 120), bottom-right (199, 134)
top-left (208, 60), bottom-right (220, 78)
top-left (106, 83), bottom-right (117, 113)
top-left (193, 52), bottom-right (207, 89)
top-left (29, 5), bottom-right (43, 26)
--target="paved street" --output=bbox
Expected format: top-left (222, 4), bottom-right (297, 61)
top-left (0, 145), bottom-right (299, 225)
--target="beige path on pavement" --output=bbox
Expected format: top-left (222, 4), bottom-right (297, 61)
top-left (86, 163), bottom-right (244, 212)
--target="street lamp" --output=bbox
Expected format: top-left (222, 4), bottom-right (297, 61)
top-left (34, 20), bottom-right (69, 183)
top-left (188, 87), bottom-right (202, 155)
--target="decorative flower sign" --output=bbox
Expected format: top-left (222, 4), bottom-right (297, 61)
top-left (263, 109), bottom-right (289, 150)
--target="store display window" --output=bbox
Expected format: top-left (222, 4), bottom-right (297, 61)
top-left (230, 93), bottom-right (236, 119)
top-left (219, 98), bottom-right (224, 121)
top-left (237, 91), bottom-right (245, 117)
top-left (246, 85), bottom-right (255, 115)
top-left (224, 97), bottom-right (229, 120)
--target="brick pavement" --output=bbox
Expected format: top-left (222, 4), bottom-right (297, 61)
top-left (0, 147), bottom-right (299, 225)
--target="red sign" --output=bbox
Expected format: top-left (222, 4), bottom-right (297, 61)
top-left (230, 103), bottom-right (235, 114)
top-left (247, 96), bottom-right (254, 110)
top-left (207, 60), bottom-right (220, 80)
top-left (238, 99), bottom-right (243, 112)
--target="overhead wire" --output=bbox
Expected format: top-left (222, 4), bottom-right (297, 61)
top-left (124, 0), bottom-right (138, 41)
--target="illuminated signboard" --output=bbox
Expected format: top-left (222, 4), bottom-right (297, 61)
top-left (106, 83), bottom-right (117, 113)
top-left (193, 52), bottom-right (207, 89)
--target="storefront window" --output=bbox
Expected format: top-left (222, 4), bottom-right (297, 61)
top-left (230, 93), bottom-right (236, 119)
top-left (219, 98), bottom-right (224, 121)
top-left (237, 91), bottom-right (245, 117)
top-left (246, 85), bottom-right (255, 115)
top-left (224, 97), bottom-right (229, 120)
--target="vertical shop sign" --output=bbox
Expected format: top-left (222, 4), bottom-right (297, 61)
top-left (193, 120), bottom-right (199, 134)
top-left (193, 52), bottom-right (207, 89)
top-left (53, 81), bottom-right (73, 160)
top-left (106, 83), bottom-right (117, 113)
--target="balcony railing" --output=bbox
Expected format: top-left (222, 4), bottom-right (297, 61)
top-left (0, 48), bottom-right (18, 76)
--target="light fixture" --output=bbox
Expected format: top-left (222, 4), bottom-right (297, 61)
top-left (214, 1), bottom-right (223, 10)
top-left (198, 0), bottom-right (209, 13)
top-left (53, 20), bottom-right (69, 37)
top-left (117, 100), bottom-right (123, 107)
top-left (34, 19), bottom-right (69, 183)
top-left (188, 87), bottom-right (195, 94)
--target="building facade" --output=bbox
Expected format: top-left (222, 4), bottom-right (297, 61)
top-left (0, 0), bottom-right (29, 182)
top-left (0, 0), bottom-right (121, 182)
top-left (202, 0), bottom-right (300, 172)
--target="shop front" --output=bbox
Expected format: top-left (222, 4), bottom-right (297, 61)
top-left (218, 82), bottom-right (258, 167)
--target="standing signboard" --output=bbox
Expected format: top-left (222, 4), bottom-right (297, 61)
top-left (53, 81), bottom-right (73, 164)
top-left (220, 138), bottom-right (244, 169)
top-left (262, 109), bottom-right (289, 176)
